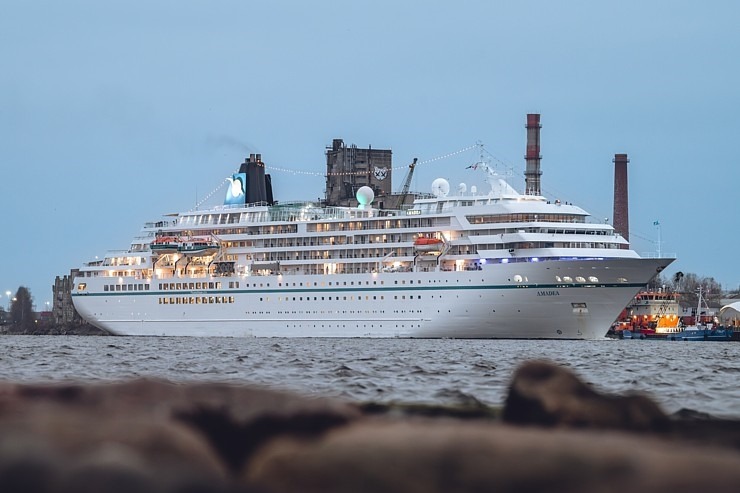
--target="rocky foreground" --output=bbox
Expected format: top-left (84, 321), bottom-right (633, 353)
top-left (2, 360), bottom-right (740, 493)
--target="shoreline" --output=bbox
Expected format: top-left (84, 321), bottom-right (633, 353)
top-left (0, 323), bottom-right (109, 336)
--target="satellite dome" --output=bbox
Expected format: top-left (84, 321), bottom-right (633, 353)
top-left (458, 182), bottom-right (467, 194)
top-left (431, 178), bottom-right (450, 197)
top-left (356, 186), bottom-right (375, 208)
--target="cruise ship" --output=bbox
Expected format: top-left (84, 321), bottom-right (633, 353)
top-left (71, 143), bottom-right (672, 339)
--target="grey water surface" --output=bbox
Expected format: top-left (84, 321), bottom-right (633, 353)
top-left (2, 336), bottom-right (740, 418)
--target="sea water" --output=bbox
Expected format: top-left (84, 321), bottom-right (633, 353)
top-left (2, 336), bottom-right (739, 418)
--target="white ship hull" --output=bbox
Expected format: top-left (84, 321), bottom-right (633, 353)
top-left (70, 140), bottom-right (674, 339)
top-left (72, 257), bottom-right (671, 339)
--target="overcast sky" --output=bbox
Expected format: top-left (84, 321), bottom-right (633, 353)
top-left (1, 0), bottom-right (739, 308)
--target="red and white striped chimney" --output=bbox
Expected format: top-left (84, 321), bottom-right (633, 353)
top-left (524, 114), bottom-right (542, 195)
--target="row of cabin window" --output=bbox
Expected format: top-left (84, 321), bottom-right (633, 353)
top-left (229, 279), bottom-right (434, 289)
top-left (160, 282), bottom-right (223, 290)
top-left (260, 295), bottom-right (424, 302)
top-left (104, 284), bottom-right (150, 292)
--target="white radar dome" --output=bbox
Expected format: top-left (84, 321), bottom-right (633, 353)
top-left (458, 182), bottom-right (467, 194)
top-left (470, 185), bottom-right (478, 195)
top-left (356, 186), bottom-right (375, 208)
top-left (431, 178), bottom-right (450, 197)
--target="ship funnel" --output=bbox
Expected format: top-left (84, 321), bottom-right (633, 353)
top-left (235, 153), bottom-right (274, 205)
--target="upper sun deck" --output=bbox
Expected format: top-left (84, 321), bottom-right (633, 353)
top-left (143, 198), bottom-right (420, 232)
top-left (143, 187), bottom-right (592, 233)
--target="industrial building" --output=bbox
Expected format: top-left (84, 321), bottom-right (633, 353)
top-left (325, 139), bottom-right (393, 208)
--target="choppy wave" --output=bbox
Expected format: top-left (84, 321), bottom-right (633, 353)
top-left (2, 336), bottom-right (740, 418)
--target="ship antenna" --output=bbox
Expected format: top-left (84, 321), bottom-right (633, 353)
top-left (654, 220), bottom-right (662, 258)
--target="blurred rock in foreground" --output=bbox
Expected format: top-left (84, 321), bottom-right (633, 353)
top-left (2, 360), bottom-right (740, 492)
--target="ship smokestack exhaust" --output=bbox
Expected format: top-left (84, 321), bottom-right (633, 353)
top-left (613, 153), bottom-right (629, 248)
top-left (238, 153), bottom-right (273, 205)
top-left (524, 113), bottom-right (542, 196)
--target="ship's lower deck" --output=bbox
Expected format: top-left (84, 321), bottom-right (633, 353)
top-left (72, 257), bottom-right (672, 339)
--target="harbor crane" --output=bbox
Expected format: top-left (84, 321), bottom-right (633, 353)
top-left (397, 157), bottom-right (418, 206)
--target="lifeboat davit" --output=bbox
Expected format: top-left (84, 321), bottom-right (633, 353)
top-left (150, 236), bottom-right (181, 254)
top-left (414, 237), bottom-right (444, 252)
top-left (178, 237), bottom-right (220, 256)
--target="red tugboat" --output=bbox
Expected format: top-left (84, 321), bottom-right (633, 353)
top-left (611, 289), bottom-right (680, 339)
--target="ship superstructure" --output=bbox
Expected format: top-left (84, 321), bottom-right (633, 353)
top-left (71, 143), bottom-right (672, 338)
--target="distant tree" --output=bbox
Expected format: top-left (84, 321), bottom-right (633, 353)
top-left (10, 287), bottom-right (35, 332)
top-left (646, 273), bottom-right (666, 291)
top-left (702, 277), bottom-right (723, 305)
top-left (675, 273), bottom-right (721, 308)
top-left (672, 271), bottom-right (684, 292)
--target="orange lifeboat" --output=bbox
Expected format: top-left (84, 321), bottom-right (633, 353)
top-left (413, 237), bottom-right (444, 252)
